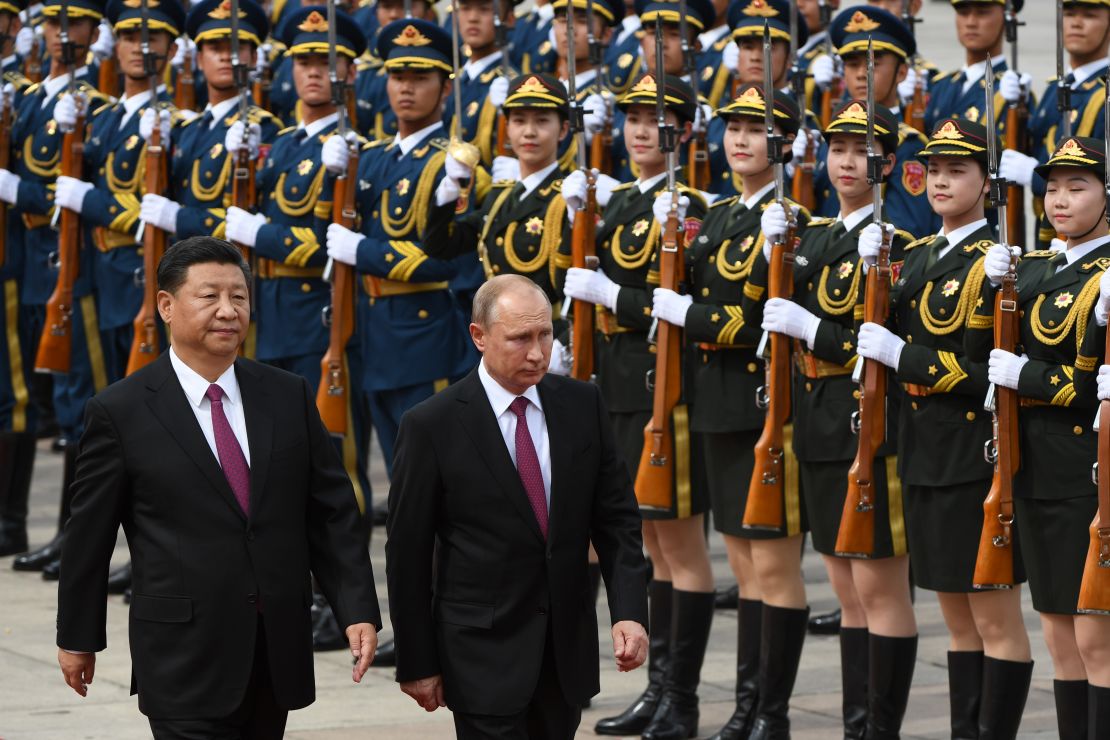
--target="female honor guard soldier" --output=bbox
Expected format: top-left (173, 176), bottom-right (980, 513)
top-left (760, 99), bottom-right (918, 740)
top-left (972, 137), bottom-right (1110, 739)
top-left (568, 72), bottom-right (712, 740)
top-left (652, 82), bottom-right (810, 740)
top-left (855, 118), bottom-right (1033, 739)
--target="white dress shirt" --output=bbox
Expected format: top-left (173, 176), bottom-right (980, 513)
top-left (117, 88), bottom-right (153, 129)
top-left (936, 218), bottom-right (989, 261)
top-left (169, 347), bottom-right (251, 466)
top-left (1060, 234), bottom-right (1110, 272)
top-left (520, 161), bottom-right (560, 199)
top-left (299, 112), bottom-right (338, 140)
top-left (396, 121), bottom-right (444, 157)
top-left (838, 203), bottom-right (875, 233)
top-left (463, 51), bottom-right (502, 82)
top-left (742, 181), bottom-right (776, 210)
top-left (478, 359), bottom-right (552, 506)
top-left (960, 55), bottom-right (1006, 95)
top-left (42, 67), bottom-right (90, 108)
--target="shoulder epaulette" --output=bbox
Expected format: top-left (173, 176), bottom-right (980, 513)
top-left (428, 137), bottom-right (448, 150)
top-left (2, 70), bottom-right (29, 89)
top-left (247, 106), bottom-right (276, 124)
top-left (963, 239), bottom-right (993, 255)
top-left (898, 122), bottom-right (928, 146)
top-left (709, 194), bottom-right (739, 209)
top-left (904, 235), bottom-right (934, 251)
top-left (491, 179), bottom-right (516, 187)
top-left (677, 183), bottom-right (707, 208)
top-left (611, 182), bottom-right (635, 192)
top-left (932, 70), bottom-right (959, 84)
top-left (362, 136), bottom-right (394, 150)
top-left (277, 125), bottom-right (296, 136)
top-left (1081, 256), bottom-right (1110, 272)
top-left (23, 82), bottom-right (40, 96)
top-left (893, 228), bottom-right (915, 244)
top-left (180, 110), bottom-right (205, 126)
top-left (808, 216), bottom-right (835, 227)
top-left (1023, 250), bottom-right (1058, 259)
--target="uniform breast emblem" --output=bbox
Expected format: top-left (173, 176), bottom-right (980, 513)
top-left (125, 135), bottom-right (139, 150)
top-left (209, 142), bottom-right (223, 159)
top-left (941, 279), bottom-right (960, 297)
top-left (631, 219), bottom-right (649, 237)
top-left (467, 100), bottom-right (479, 118)
top-left (1055, 291), bottom-right (1074, 309)
top-left (396, 178), bottom-right (410, 196)
top-left (836, 260), bottom-right (854, 279)
top-left (525, 216), bottom-right (543, 235)
top-left (297, 158), bottom-right (314, 175)
top-left (701, 66), bottom-right (713, 81)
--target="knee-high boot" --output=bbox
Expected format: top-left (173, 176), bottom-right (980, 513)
top-left (642, 589), bottom-right (715, 740)
top-left (864, 634), bottom-right (917, 740)
top-left (948, 651), bottom-right (984, 740)
top-left (749, 605), bottom-right (810, 740)
top-left (840, 627), bottom-right (869, 740)
top-left (705, 598), bottom-right (763, 739)
top-left (1089, 684), bottom-right (1110, 740)
top-left (977, 657), bottom-right (1032, 740)
top-left (594, 580), bottom-right (673, 736)
top-left (1054, 679), bottom-right (1088, 740)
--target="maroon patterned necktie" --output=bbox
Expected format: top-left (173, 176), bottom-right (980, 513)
top-left (206, 384), bottom-right (251, 516)
top-left (509, 396), bottom-right (548, 538)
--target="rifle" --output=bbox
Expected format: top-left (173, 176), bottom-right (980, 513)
top-left (317, 0), bottom-right (357, 436)
top-left (126, 0), bottom-right (167, 375)
top-left (35, 1), bottom-right (83, 374)
top-left (493, 4), bottom-right (511, 157)
top-left (901, 0), bottom-right (926, 135)
top-left (586, 0), bottom-right (612, 173)
top-left (252, 43), bottom-right (272, 111)
top-left (565, 0), bottom-right (597, 381)
top-left (788, 1), bottom-right (815, 212)
top-left (1003, 0), bottom-right (1027, 248)
top-left (817, 0), bottom-right (841, 128)
top-left (228, 0), bottom-right (256, 264)
top-left (973, 63), bottom-right (1019, 588)
top-left (174, 37), bottom-right (196, 110)
top-left (447, 0), bottom-right (480, 198)
top-left (22, 9), bottom-right (41, 84)
top-left (97, 57), bottom-right (119, 99)
top-left (676, 0), bottom-right (707, 189)
top-left (0, 86), bottom-right (10, 268)
top-left (1057, 0), bottom-right (1072, 140)
top-left (835, 36), bottom-right (888, 556)
top-left (635, 22), bottom-right (682, 511)
top-left (1077, 47), bottom-right (1110, 615)
top-left (743, 22), bottom-right (797, 531)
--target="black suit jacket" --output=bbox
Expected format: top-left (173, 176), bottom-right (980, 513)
top-left (385, 369), bottom-right (649, 715)
top-left (56, 353), bottom-right (380, 719)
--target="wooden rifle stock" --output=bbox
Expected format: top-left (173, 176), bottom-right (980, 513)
top-left (174, 48), bottom-right (195, 111)
top-left (230, 142), bottom-right (256, 262)
top-left (316, 144), bottom-right (359, 435)
top-left (904, 70), bottom-right (927, 135)
top-left (0, 90), bottom-right (10, 267)
top-left (1004, 101), bottom-right (1028, 246)
top-left (635, 207), bottom-right (684, 510)
top-left (790, 133), bottom-right (816, 212)
top-left (686, 133), bottom-right (709, 192)
top-left (125, 119), bottom-right (167, 375)
top-left (972, 272), bottom-right (1019, 588)
top-left (252, 69), bottom-right (271, 112)
top-left (590, 122), bottom-right (612, 174)
top-left (835, 231), bottom-right (891, 557)
top-left (97, 55), bottom-right (119, 98)
top-left (820, 77), bottom-right (843, 129)
top-left (496, 114), bottom-right (510, 158)
top-left (569, 175), bottom-right (597, 381)
top-left (35, 112), bottom-right (86, 374)
top-left (1078, 328), bottom-right (1110, 614)
top-left (743, 224), bottom-right (797, 530)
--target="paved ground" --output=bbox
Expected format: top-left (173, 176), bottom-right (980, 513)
top-left (0, 0), bottom-right (1079, 738)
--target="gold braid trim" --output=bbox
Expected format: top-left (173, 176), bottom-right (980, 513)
top-left (717, 235), bottom-right (762, 282)
top-left (274, 167), bottom-right (325, 217)
top-left (191, 156), bottom-right (232, 202)
top-left (817, 261), bottom-right (862, 316)
top-left (380, 150), bottom-right (446, 239)
top-left (474, 97), bottom-right (496, 166)
top-left (743, 282), bottom-right (765, 301)
top-left (22, 136), bottom-right (60, 177)
top-left (285, 227), bottom-right (320, 266)
top-left (1080, 87), bottom-right (1107, 137)
top-left (1077, 354), bottom-right (1099, 372)
top-left (1030, 271), bottom-right (1101, 350)
top-left (1052, 366), bottom-right (1077, 406)
top-left (504, 221), bottom-right (552, 274)
top-left (918, 257), bottom-right (987, 336)
top-left (931, 350), bottom-right (969, 393)
top-left (105, 152), bottom-right (141, 192)
top-left (108, 194), bottom-right (140, 233)
top-left (611, 219), bottom-right (658, 271)
top-left (853, 304), bottom-right (865, 321)
top-left (385, 241), bottom-right (428, 281)
top-left (476, 184), bottom-right (517, 279)
top-left (544, 194), bottom-right (567, 287)
top-left (715, 305), bottom-right (745, 344)
top-left (966, 312), bottom-right (994, 330)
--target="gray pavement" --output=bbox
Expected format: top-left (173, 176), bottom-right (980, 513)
top-left (0, 0), bottom-right (1080, 737)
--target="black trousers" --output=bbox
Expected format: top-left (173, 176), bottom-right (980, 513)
top-left (452, 628), bottom-right (582, 740)
top-left (148, 618), bottom-right (288, 740)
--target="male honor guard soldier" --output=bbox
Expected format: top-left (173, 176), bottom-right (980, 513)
top-left (694, 0), bottom-right (730, 110)
top-left (999, 0), bottom-right (1110, 250)
top-left (138, 0), bottom-right (280, 244)
top-left (922, 0), bottom-right (1020, 136)
top-left (604, 0), bottom-right (642, 96)
top-left (6, 0), bottom-right (108, 575)
top-left (322, 17), bottom-right (477, 468)
top-left (351, 0), bottom-right (431, 140)
top-left (0, 0), bottom-right (30, 79)
top-left (509, 0), bottom-right (556, 74)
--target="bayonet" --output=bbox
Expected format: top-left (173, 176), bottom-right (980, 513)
top-left (763, 21), bottom-right (783, 201)
top-left (566, 0), bottom-right (587, 170)
top-left (59, 0), bottom-right (75, 97)
top-left (229, 0), bottom-right (250, 125)
top-left (135, 0), bottom-right (159, 242)
top-left (1058, 0), bottom-right (1072, 138)
top-left (447, 0), bottom-right (480, 190)
top-left (323, 0), bottom-right (345, 282)
top-left (677, 0), bottom-right (694, 79)
top-left (403, 0), bottom-right (412, 18)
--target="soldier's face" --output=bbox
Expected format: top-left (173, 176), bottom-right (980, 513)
top-left (43, 16), bottom-right (98, 64)
top-left (723, 116), bottom-right (773, 176)
top-left (387, 69), bottom-right (449, 123)
top-left (115, 29), bottom-right (173, 80)
top-left (826, 134), bottom-right (893, 201)
top-left (796, 0), bottom-right (823, 33)
top-left (158, 262), bottom-right (250, 362)
top-left (506, 108), bottom-right (566, 170)
top-left (469, 288), bottom-right (553, 395)
top-left (736, 37), bottom-right (788, 86)
top-left (623, 104), bottom-right (667, 170)
top-left (377, 0), bottom-right (430, 26)
top-left (552, 10), bottom-right (609, 64)
top-left (954, 5), bottom-right (1004, 54)
top-left (458, 0), bottom-right (499, 51)
top-left (1045, 169), bottom-right (1107, 240)
top-left (197, 38), bottom-right (255, 90)
top-left (292, 53), bottom-right (354, 108)
top-left (1063, 6), bottom-right (1110, 59)
top-left (843, 53), bottom-right (906, 106)
top-left (926, 156), bottom-right (989, 220)
top-left (639, 23), bottom-right (688, 77)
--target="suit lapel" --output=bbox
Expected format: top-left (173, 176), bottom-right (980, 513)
top-left (235, 360), bottom-right (273, 516)
top-left (537, 377), bottom-right (570, 544)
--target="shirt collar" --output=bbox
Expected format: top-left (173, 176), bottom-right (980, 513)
top-left (562, 68), bottom-right (598, 91)
top-left (464, 51), bottom-right (502, 81)
top-left (939, 218), bottom-right (989, 249)
top-left (478, 359), bottom-right (543, 417)
top-left (637, 170), bottom-right (667, 195)
top-left (43, 67), bottom-right (89, 102)
top-left (120, 89), bottom-right (153, 117)
top-left (1071, 58), bottom-right (1109, 86)
top-left (1, 54), bottom-right (16, 70)
top-left (1064, 234), bottom-right (1110, 266)
top-left (520, 161), bottom-right (559, 198)
top-left (169, 347), bottom-right (242, 410)
top-left (396, 121), bottom-right (444, 156)
top-left (961, 55), bottom-right (1005, 84)
top-left (698, 24), bottom-right (729, 49)
top-left (742, 181), bottom-right (776, 210)
top-left (299, 112), bottom-right (338, 140)
top-left (839, 203), bottom-right (874, 233)
top-left (537, 2), bottom-right (554, 22)
top-left (204, 96), bottom-right (240, 127)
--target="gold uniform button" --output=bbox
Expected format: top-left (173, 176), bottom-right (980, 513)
top-left (701, 287), bottom-right (709, 296)
top-left (1074, 426), bottom-right (1084, 436)
top-left (495, 236), bottom-right (503, 246)
top-left (966, 412), bottom-right (976, 422)
top-left (649, 344), bottom-right (657, 354)
top-left (371, 211), bottom-right (379, 218)
top-left (747, 362), bottom-right (757, 372)
top-left (804, 381), bottom-right (812, 392)
top-left (417, 309), bottom-right (429, 319)
top-left (807, 282), bottom-right (813, 290)
top-left (300, 283), bottom-right (311, 293)
top-left (708, 255), bottom-right (715, 264)
top-left (906, 335), bottom-right (912, 343)
top-left (909, 299), bottom-right (916, 309)
top-left (939, 307), bottom-right (946, 315)
top-left (204, 217), bottom-right (213, 226)
top-left (285, 237), bottom-right (293, 246)
top-left (911, 401), bottom-right (918, 410)
top-left (394, 207), bottom-right (402, 215)
top-left (853, 389), bottom-right (861, 400)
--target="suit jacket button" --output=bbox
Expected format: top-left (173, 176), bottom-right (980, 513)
top-left (247, 594), bottom-right (258, 604)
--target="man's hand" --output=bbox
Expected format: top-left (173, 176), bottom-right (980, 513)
top-left (611, 620), bottom-right (648, 672)
top-left (346, 622), bottom-right (377, 683)
top-left (58, 649), bottom-right (95, 697)
top-left (401, 675), bottom-right (446, 712)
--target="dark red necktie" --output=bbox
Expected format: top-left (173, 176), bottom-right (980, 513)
top-left (509, 396), bottom-right (548, 538)
top-left (206, 384), bottom-right (251, 516)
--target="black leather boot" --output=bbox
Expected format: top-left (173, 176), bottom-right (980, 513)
top-left (14, 445), bottom-right (76, 571)
top-left (1089, 684), bottom-right (1110, 740)
top-left (865, 634), bottom-right (917, 740)
top-left (808, 608), bottom-right (841, 635)
top-left (948, 651), bottom-right (984, 740)
top-left (705, 598), bottom-right (763, 740)
top-left (595, 580), bottom-right (673, 736)
top-left (749, 604), bottom-right (810, 740)
top-left (1053, 679), bottom-right (1088, 740)
top-left (642, 590), bottom-right (715, 740)
top-left (977, 657), bottom-right (1032, 740)
top-left (840, 627), bottom-right (869, 739)
top-left (0, 432), bottom-right (34, 556)
top-left (106, 562), bottom-right (132, 594)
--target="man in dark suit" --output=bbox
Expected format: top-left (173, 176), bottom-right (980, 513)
top-left (55, 237), bottom-right (381, 739)
top-left (386, 274), bottom-right (650, 739)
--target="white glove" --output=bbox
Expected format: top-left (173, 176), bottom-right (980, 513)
top-left (171, 36), bottom-right (197, 70)
top-left (548, 339), bottom-right (570, 376)
top-left (653, 191), bottom-right (690, 228)
top-left (0, 83), bottom-right (12, 115)
top-left (722, 41), bottom-right (739, 73)
top-left (255, 44), bottom-right (271, 77)
top-left (897, 64), bottom-right (925, 103)
top-left (140, 193), bottom-right (181, 234)
top-left (54, 176), bottom-right (93, 214)
top-left (326, 222), bottom-right (362, 266)
top-left (652, 288), bottom-right (693, 328)
top-left (563, 267), bottom-right (620, 311)
top-left (434, 152), bottom-right (475, 206)
top-left (138, 108), bottom-right (172, 142)
top-left (90, 19), bottom-right (114, 63)
top-left (811, 54), bottom-right (836, 90)
top-left (444, 152), bottom-right (474, 183)
top-left (582, 92), bottom-right (606, 139)
top-left (1096, 269), bottom-right (1110, 327)
top-left (693, 102), bottom-right (712, 135)
top-left (1097, 365), bottom-right (1110, 401)
top-left (999, 149), bottom-right (1038, 188)
top-left (791, 128), bottom-right (820, 163)
top-left (857, 222), bottom-right (892, 269)
top-left (762, 297), bottom-right (821, 345)
top-left (760, 203), bottom-right (796, 260)
top-left (53, 93), bottom-right (79, 130)
top-left (490, 155), bottom-right (520, 182)
top-left (489, 76), bottom-right (510, 109)
top-left (0, 168), bottom-right (20, 206)
top-left (224, 120), bottom-right (261, 159)
top-left (321, 133), bottom-right (351, 175)
top-left (15, 26), bottom-right (34, 58)
top-left (983, 243), bottom-right (1020, 287)
top-left (999, 70), bottom-right (1032, 104)
top-left (594, 172), bottom-right (618, 208)
top-left (857, 322), bottom-right (906, 370)
top-left (988, 348), bottom-right (1029, 390)
top-left (562, 169), bottom-right (588, 218)
top-left (225, 206), bottom-right (266, 248)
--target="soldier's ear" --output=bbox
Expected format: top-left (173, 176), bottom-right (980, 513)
top-left (894, 60), bottom-right (908, 87)
top-left (883, 152), bottom-right (896, 179)
top-left (678, 119), bottom-right (693, 145)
